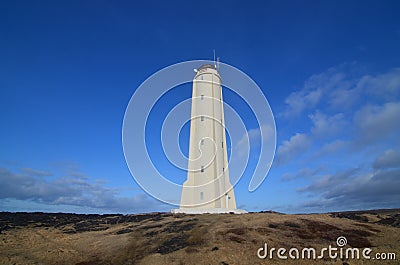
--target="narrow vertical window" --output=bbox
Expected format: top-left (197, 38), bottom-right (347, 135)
top-left (201, 165), bottom-right (204, 172)
top-left (201, 94), bottom-right (204, 100)
top-left (201, 139), bottom-right (204, 145)
top-left (222, 141), bottom-right (223, 148)
top-left (200, 192), bottom-right (204, 200)
top-left (201, 116), bottom-right (204, 122)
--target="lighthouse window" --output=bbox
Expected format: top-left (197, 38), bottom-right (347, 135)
top-left (200, 192), bottom-right (204, 200)
top-left (222, 141), bottom-right (223, 148)
top-left (201, 94), bottom-right (204, 100)
top-left (201, 139), bottom-right (204, 145)
top-left (201, 165), bottom-right (204, 172)
top-left (201, 116), bottom-right (204, 122)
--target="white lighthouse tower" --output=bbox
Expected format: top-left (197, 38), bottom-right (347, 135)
top-left (172, 64), bottom-right (246, 214)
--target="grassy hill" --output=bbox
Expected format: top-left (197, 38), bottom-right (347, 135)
top-left (0, 209), bottom-right (399, 264)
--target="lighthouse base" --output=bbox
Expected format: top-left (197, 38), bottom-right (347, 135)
top-left (171, 208), bottom-right (247, 214)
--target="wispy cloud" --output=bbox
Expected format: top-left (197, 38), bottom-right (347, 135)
top-left (373, 148), bottom-right (400, 170)
top-left (283, 88), bottom-right (323, 117)
top-left (276, 133), bottom-right (310, 165)
top-left (315, 139), bottom-right (349, 156)
top-left (0, 167), bottom-right (161, 213)
top-left (281, 64), bottom-right (352, 117)
top-left (281, 65), bottom-right (400, 118)
top-left (361, 68), bottom-right (400, 99)
top-left (309, 111), bottom-right (347, 138)
top-left (278, 66), bottom-right (400, 158)
top-left (298, 168), bottom-right (400, 211)
top-left (282, 166), bottom-right (324, 181)
top-left (295, 145), bottom-right (400, 212)
top-left (235, 124), bottom-right (275, 157)
top-left (275, 65), bottom-right (400, 212)
top-left (20, 168), bottom-right (53, 177)
top-left (354, 101), bottom-right (400, 145)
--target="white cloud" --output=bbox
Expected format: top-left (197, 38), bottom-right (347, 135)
top-left (281, 66), bottom-right (400, 118)
top-left (303, 67), bottom-right (347, 92)
top-left (316, 139), bottom-right (348, 156)
top-left (354, 101), bottom-right (400, 144)
top-left (0, 167), bottom-right (160, 213)
top-left (20, 168), bottom-right (52, 177)
top-left (309, 111), bottom-right (347, 137)
top-left (298, 167), bottom-right (400, 211)
top-left (276, 133), bottom-right (310, 165)
top-left (329, 85), bottom-right (360, 110)
top-left (373, 148), bottom-right (400, 169)
top-left (282, 166), bottom-right (323, 181)
top-left (298, 168), bottom-right (361, 193)
top-left (281, 65), bottom-right (354, 117)
top-left (283, 89), bottom-right (323, 117)
top-left (298, 144), bottom-right (400, 211)
top-left (359, 68), bottom-right (400, 99)
top-left (235, 124), bottom-right (275, 157)
top-left (276, 66), bottom-right (400, 212)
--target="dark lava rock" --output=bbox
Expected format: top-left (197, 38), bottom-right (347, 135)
top-left (115, 228), bottom-right (134, 234)
top-left (0, 212), bottom-right (171, 233)
top-left (268, 223), bottom-right (278, 228)
top-left (330, 210), bottom-right (400, 228)
top-left (156, 234), bottom-right (189, 254)
top-left (376, 214), bottom-right (400, 228)
top-left (330, 212), bottom-right (368, 222)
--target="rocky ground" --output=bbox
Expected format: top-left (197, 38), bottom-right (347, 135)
top-left (0, 209), bottom-right (399, 265)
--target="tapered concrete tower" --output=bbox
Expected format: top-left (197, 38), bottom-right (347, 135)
top-left (173, 64), bottom-right (245, 214)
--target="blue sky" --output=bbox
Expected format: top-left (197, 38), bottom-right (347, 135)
top-left (1, 0), bottom-right (400, 213)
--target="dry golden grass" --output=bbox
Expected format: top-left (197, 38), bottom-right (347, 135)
top-left (0, 210), bottom-right (399, 264)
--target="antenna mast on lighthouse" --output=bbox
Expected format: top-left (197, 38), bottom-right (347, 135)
top-left (213, 49), bottom-right (216, 68)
